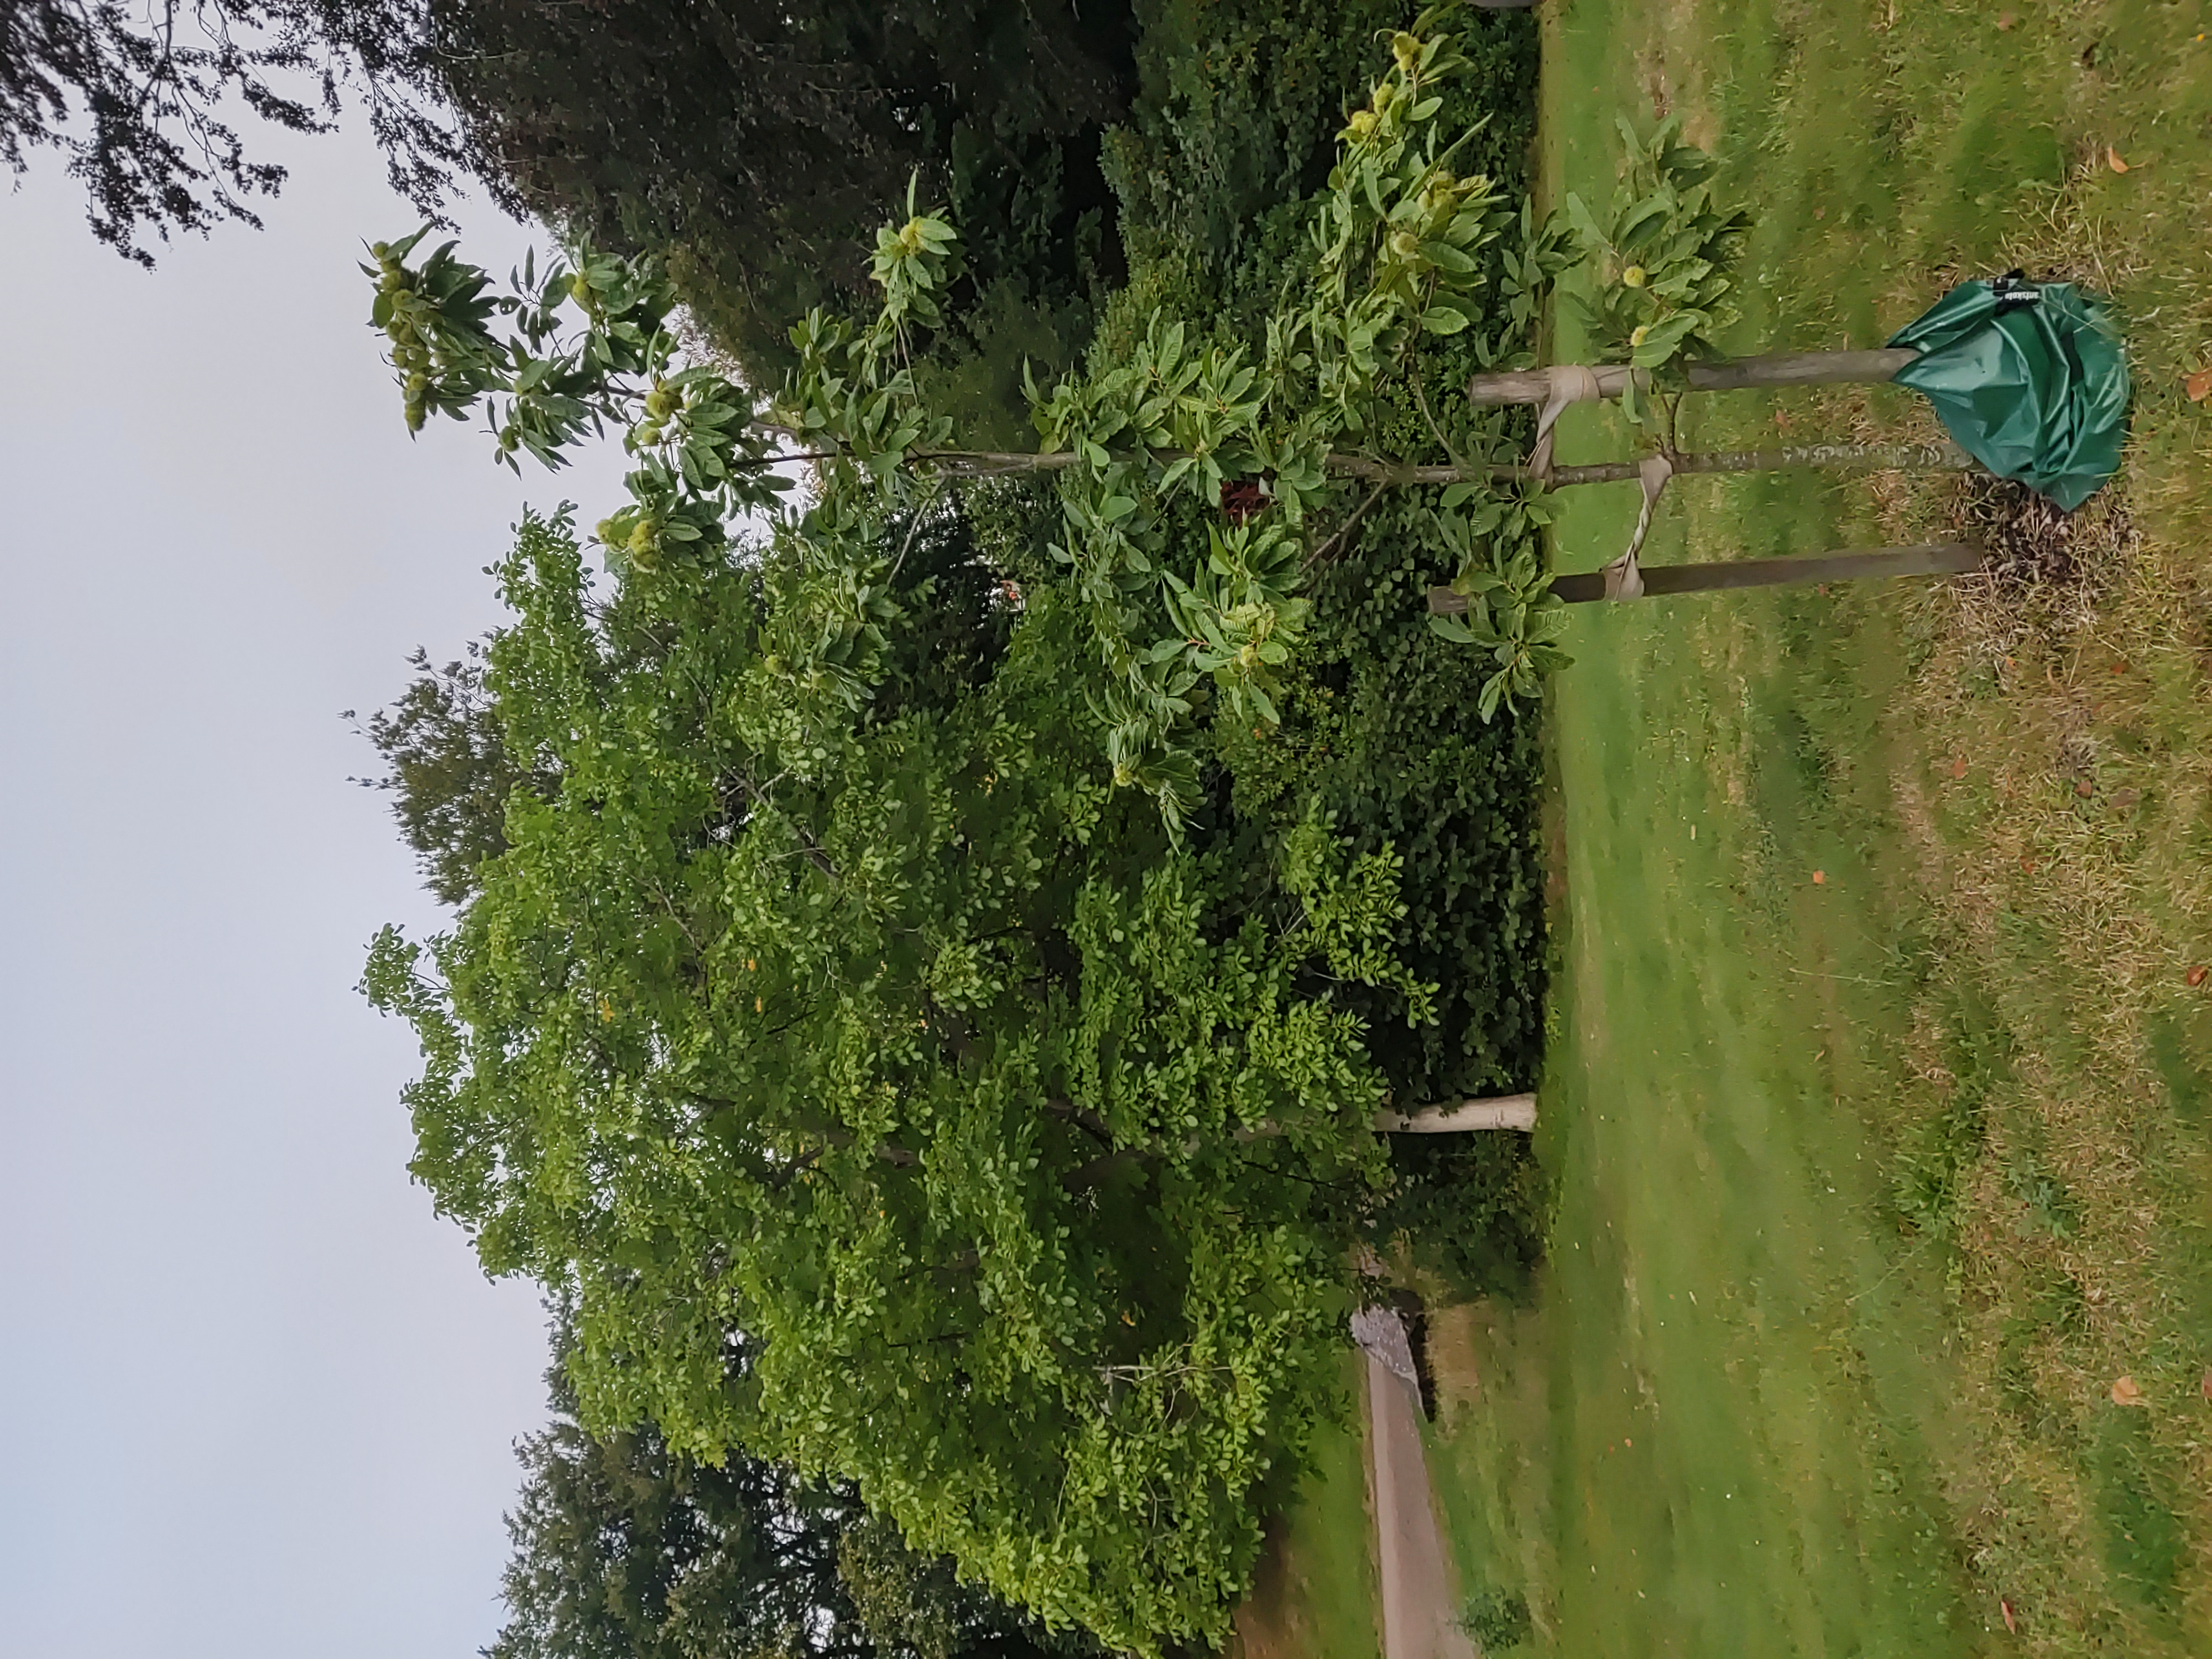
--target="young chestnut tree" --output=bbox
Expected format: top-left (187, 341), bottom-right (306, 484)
top-left (362, 8), bottom-right (1573, 825)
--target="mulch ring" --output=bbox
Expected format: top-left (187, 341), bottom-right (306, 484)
top-left (1953, 474), bottom-right (2082, 589)
top-left (1949, 473), bottom-right (2138, 594)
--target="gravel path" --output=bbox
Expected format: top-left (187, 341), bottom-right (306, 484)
top-left (1364, 1346), bottom-right (1479, 1659)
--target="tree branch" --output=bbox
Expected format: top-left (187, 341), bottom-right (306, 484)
top-left (1043, 1097), bottom-right (1115, 1146)
top-left (1303, 483), bottom-right (1387, 570)
top-left (722, 773), bottom-right (836, 878)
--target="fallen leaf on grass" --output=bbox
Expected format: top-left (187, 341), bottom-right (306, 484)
top-left (2188, 964), bottom-right (2209, 988)
top-left (2111, 1374), bottom-right (2145, 1406)
top-left (2188, 368), bottom-right (2212, 402)
top-left (2021, 857), bottom-right (2038, 874)
top-left (2075, 777), bottom-right (2096, 798)
top-left (1811, 869), bottom-right (1827, 885)
top-left (1950, 755), bottom-right (1968, 779)
top-left (2002, 1599), bottom-right (2017, 1634)
top-left (2106, 146), bottom-right (2130, 173)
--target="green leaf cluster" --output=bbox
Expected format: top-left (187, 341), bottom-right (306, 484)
top-left (1080, 2), bottom-right (1571, 737)
top-left (1024, 310), bottom-right (1325, 821)
top-left (1559, 115), bottom-right (1753, 422)
top-left (1425, 488), bottom-right (1572, 721)
top-left (1019, 7), bottom-right (1555, 812)
top-left (1308, 23), bottom-right (1506, 410)
top-left (366, 226), bottom-right (512, 434)
top-left (870, 179), bottom-right (964, 338)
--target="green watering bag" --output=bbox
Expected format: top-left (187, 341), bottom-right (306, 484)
top-left (1887, 274), bottom-right (2130, 512)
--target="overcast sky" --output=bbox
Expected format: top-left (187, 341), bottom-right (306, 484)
top-left (1, 119), bottom-right (630, 1657)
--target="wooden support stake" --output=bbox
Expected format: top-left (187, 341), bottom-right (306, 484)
top-left (1465, 348), bottom-right (1922, 406)
top-left (1427, 543), bottom-right (1985, 611)
top-left (1328, 438), bottom-right (1976, 491)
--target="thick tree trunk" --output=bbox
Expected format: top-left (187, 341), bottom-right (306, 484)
top-left (783, 353), bottom-right (1946, 488)
top-left (1058, 1094), bottom-right (1540, 1191)
top-left (1374, 1094), bottom-right (1537, 1132)
top-left (1464, 348), bottom-right (1922, 406)
top-left (1427, 542), bottom-right (1984, 610)
top-left (1686, 348), bottom-right (1921, 393)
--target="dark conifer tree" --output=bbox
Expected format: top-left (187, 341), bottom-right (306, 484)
top-left (429, 0), bottom-right (1139, 379)
top-left (1, 0), bottom-right (466, 260)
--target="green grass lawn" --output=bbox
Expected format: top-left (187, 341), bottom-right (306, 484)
top-left (1414, 1), bottom-right (2212, 1655)
top-left (1430, 564), bottom-right (2002, 1654)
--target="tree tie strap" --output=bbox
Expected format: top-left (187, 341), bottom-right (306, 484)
top-left (1601, 452), bottom-right (1674, 600)
top-left (1530, 363), bottom-right (1605, 480)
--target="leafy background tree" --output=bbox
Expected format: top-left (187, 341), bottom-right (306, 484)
top-left (346, 643), bottom-right (559, 906)
top-left (491, 1317), bottom-right (1081, 1659)
top-left (366, 495), bottom-right (1426, 1648)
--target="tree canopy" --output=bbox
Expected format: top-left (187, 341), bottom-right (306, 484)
top-left (368, 498), bottom-right (1428, 1648)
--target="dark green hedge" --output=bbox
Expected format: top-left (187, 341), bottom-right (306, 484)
top-left (433, 0), bottom-right (1139, 407)
top-left (1103, 0), bottom-right (1539, 291)
top-left (1094, 0), bottom-right (1553, 1295)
